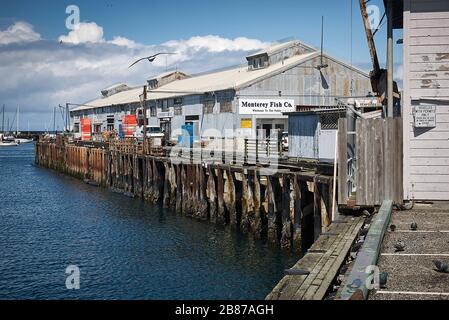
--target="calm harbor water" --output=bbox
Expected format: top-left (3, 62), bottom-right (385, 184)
top-left (0, 143), bottom-right (296, 300)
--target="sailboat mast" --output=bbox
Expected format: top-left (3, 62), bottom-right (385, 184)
top-left (1, 104), bottom-right (4, 134)
top-left (16, 105), bottom-right (19, 135)
top-left (53, 106), bottom-right (56, 135)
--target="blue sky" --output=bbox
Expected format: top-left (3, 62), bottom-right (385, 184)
top-left (0, 0), bottom-right (403, 130)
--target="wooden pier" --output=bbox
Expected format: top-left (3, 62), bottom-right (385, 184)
top-left (35, 137), bottom-right (336, 250)
top-left (266, 215), bottom-right (365, 300)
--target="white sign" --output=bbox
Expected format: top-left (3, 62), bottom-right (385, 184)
top-left (157, 111), bottom-right (174, 119)
top-left (414, 105), bottom-right (436, 128)
top-left (239, 99), bottom-right (295, 115)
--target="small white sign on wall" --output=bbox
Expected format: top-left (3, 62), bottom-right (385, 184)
top-left (239, 99), bottom-right (295, 115)
top-left (414, 105), bottom-right (436, 128)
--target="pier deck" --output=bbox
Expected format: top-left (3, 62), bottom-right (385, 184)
top-left (370, 202), bottom-right (449, 300)
top-left (266, 215), bottom-right (365, 300)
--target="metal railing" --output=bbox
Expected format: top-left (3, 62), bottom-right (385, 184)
top-left (173, 136), bottom-right (284, 166)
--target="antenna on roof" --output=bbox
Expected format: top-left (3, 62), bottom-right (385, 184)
top-left (316, 16), bottom-right (328, 70)
top-left (315, 16), bottom-right (329, 108)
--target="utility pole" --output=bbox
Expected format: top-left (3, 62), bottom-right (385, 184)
top-left (387, 0), bottom-right (394, 118)
top-left (53, 106), bottom-right (56, 135)
top-left (58, 104), bottom-right (65, 132)
top-left (66, 103), bottom-right (70, 133)
top-left (142, 85), bottom-right (148, 154)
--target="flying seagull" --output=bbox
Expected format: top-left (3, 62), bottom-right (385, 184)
top-left (128, 52), bottom-right (176, 69)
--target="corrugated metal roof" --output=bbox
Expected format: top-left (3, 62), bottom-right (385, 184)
top-left (72, 52), bottom-right (318, 111)
top-left (72, 48), bottom-right (369, 112)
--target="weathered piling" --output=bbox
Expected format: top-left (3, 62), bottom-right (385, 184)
top-left (35, 138), bottom-right (334, 250)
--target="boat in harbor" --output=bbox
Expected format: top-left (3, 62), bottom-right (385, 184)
top-left (1, 105), bottom-right (33, 144)
top-left (14, 137), bottom-right (34, 144)
top-left (0, 134), bottom-right (18, 147)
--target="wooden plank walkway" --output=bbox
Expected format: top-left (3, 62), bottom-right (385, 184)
top-left (266, 215), bottom-right (365, 300)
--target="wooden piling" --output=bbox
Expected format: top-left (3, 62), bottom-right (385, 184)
top-left (281, 175), bottom-right (292, 249)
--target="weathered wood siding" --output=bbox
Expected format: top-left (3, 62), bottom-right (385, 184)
top-left (338, 118), bottom-right (403, 206)
top-left (403, 0), bottom-right (449, 200)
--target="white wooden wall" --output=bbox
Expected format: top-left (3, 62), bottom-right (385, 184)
top-left (403, 0), bottom-right (449, 200)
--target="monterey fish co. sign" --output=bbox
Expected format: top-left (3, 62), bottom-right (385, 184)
top-left (239, 99), bottom-right (295, 115)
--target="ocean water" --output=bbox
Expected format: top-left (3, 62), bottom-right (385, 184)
top-left (0, 143), bottom-right (296, 300)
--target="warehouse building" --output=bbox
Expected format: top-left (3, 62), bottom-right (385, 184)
top-left (70, 40), bottom-right (371, 146)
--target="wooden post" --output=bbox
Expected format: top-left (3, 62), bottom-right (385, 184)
top-left (292, 174), bottom-right (302, 250)
top-left (206, 166), bottom-right (217, 223)
top-left (241, 170), bottom-right (252, 233)
top-left (197, 164), bottom-right (208, 220)
top-left (337, 118), bottom-right (348, 205)
top-left (163, 162), bottom-right (170, 208)
top-left (181, 164), bottom-right (187, 214)
top-left (253, 170), bottom-right (262, 238)
top-left (224, 168), bottom-right (237, 226)
top-left (169, 164), bottom-right (177, 209)
top-left (175, 164), bottom-right (183, 214)
top-left (266, 175), bottom-right (278, 244)
top-left (216, 167), bottom-right (226, 225)
top-left (281, 174), bottom-right (292, 249)
top-left (152, 159), bottom-right (161, 204)
top-left (313, 177), bottom-right (322, 241)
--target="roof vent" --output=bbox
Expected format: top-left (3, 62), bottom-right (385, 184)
top-left (101, 84), bottom-right (130, 97)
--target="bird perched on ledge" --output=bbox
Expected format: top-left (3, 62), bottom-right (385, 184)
top-left (433, 260), bottom-right (449, 274)
top-left (410, 222), bottom-right (418, 231)
top-left (394, 241), bottom-right (405, 252)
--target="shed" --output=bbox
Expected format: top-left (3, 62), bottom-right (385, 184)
top-left (286, 108), bottom-right (345, 162)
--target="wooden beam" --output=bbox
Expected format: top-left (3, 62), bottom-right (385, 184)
top-left (338, 200), bottom-right (393, 300)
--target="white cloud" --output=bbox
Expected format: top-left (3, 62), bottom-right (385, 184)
top-left (0, 21), bottom-right (271, 130)
top-left (164, 35), bottom-right (270, 53)
top-left (109, 36), bottom-right (138, 48)
top-left (0, 21), bottom-right (41, 45)
top-left (58, 22), bottom-right (104, 44)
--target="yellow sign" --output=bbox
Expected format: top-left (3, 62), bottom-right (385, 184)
top-left (241, 119), bottom-right (252, 129)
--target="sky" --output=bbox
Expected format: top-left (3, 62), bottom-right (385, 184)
top-left (0, 0), bottom-right (403, 131)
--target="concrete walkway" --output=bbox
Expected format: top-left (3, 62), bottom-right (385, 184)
top-left (370, 202), bottom-right (449, 300)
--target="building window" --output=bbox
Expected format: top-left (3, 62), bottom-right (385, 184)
top-left (174, 97), bottom-right (183, 106)
top-left (162, 100), bottom-right (169, 112)
top-left (203, 100), bottom-right (214, 114)
top-left (150, 106), bottom-right (157, 117)
top-left (107, 117), bottom-right (114, 131)
top-left (220, 101), bottom-right (233, 113)
top-left (94, 124), bottom-right (102, 133)
top-left (174, 105), bottom-right (182, 116)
